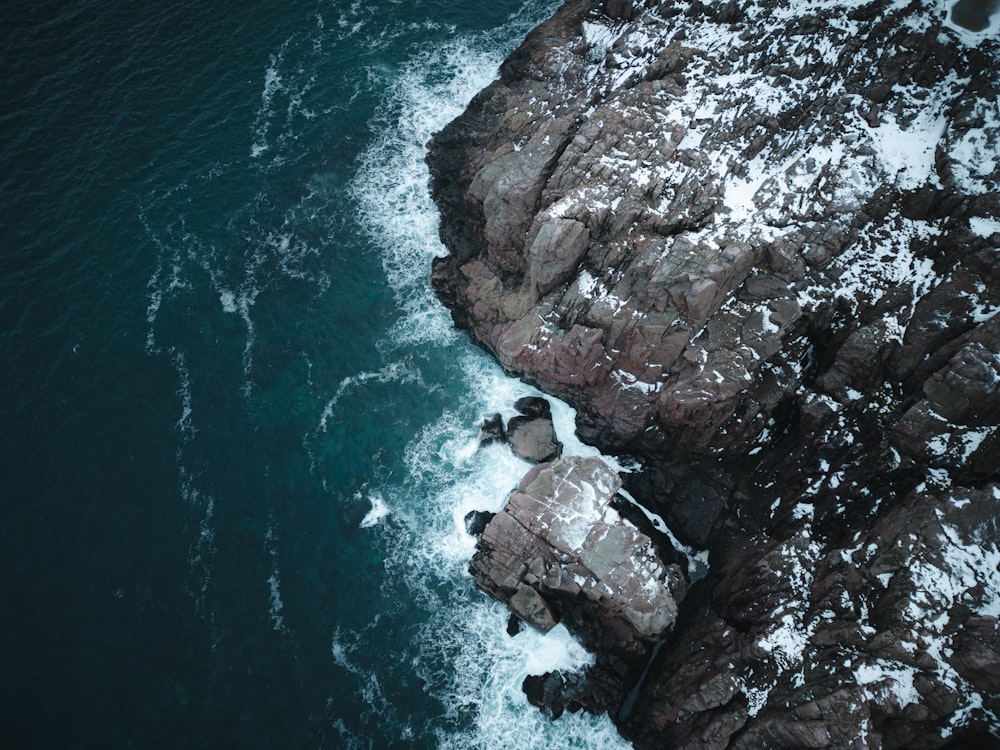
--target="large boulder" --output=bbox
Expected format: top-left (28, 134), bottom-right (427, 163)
top-left (512, 395), bottom-right (551, 419)
top-left (506, 414), bottom-right (562, 463)
top-left (471, 456), bottom-right (686, 648)
top-left (463, 510), bottom-right (495, 537)
top-left (506, 396), bottom-right (562, 462)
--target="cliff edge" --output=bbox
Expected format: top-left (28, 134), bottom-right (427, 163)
top-left (428, 0), bottom-right (1000, 746)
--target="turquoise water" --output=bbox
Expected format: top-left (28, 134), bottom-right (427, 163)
top-left (1, 2), bottom-right (635, 748)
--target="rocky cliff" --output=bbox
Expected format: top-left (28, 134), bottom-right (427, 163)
top-left (428, 0), bottom-right (1000, 746)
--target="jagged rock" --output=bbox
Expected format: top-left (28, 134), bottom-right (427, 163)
top-left (890, 318), bottom-right (1000, 480)
top-left (523, 671), bottom-right (569, 719)
top-left (507, 414), bottom-right (562, 463)
top-left (623, 483), bottom-right (1000, 750)
top-left (428, 0), bottom-right (1000, 461)
top-left (478, 413), bottom-right (506, 447)
top-left (513, 395), bottom-right (552, 419)
top-left (523, 667), bottom-right (627, 719)
top-left (430, 0), bottom-right (1000, 744)
top-left (604, 0), bottom-right (635, 21)
top-left (472, 456), bottom-right (689, 717)
top-left (506, 613), bottom-right (524, 636)
top-left (463, 510), bottom-right (495, 537)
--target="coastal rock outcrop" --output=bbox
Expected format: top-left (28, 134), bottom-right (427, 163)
top-left (430, 0), bottom-right (1000, 745)
top-left (471, 456), bottom-right (686, 644)
top-left (626, 483), bottom-right (1000, 749)
top-left (471, 455), bottom-right (688, 716)
top-left (507, 396), bottom-right (564, 463)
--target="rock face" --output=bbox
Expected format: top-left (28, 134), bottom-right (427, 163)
top-left (628, 484), bottom-right (1000, 750)
top-left (430, 0), bottom-right (1000, 746)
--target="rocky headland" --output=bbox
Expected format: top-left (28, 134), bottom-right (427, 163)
top-left (428, 0), bottom-right (1000, 747)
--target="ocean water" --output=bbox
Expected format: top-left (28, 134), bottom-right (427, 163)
top-left (0, 1), bottom-right (633, 748)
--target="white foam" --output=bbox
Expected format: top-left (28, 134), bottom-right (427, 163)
top-left (263, 522), bottom-right (290, 635)
top-left (249, 30), bottom-right (322, 165)
top-left (426, 602), bottom-right (630, 750)
top-left (351, 36), bottom-right (511, 348)
top-left (361, 393), bottom-right (632, 745)
top-left (359, 493), bottom-right (391, 528)
top-left (251, 51), bottom-right (285, 158)
top-left (340, 2), bottom-right (636, 745)
top-left (357, 353), bottom-right (634, 747)
top-left (317, 360), bottom-right (423, 433)
top-left (236, 285), bottom-right (258, 397)
top-left (172, 348), bottom-right (195, 441)
top-left (267, 573), bottom-right (288, 633)
top-left (177, 464), bottom-right (217, 641)
top-left (219, 288), bottom-right (237, 313)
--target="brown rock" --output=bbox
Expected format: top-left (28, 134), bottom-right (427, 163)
top-left (430, 0), bottom-right (1000, 743)
top-left (471, 457), bottom-right (686, 644)
top-left (506, 414), bottom-right (562, 463)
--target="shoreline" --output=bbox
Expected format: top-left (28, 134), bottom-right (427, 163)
top-left (427, 0), bottom-right (1000, 746)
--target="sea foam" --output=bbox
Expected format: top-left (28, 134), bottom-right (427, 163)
top-left (349, 3), bottom-right (633, 747)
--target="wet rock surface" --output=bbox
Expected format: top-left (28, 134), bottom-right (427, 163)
top-left (431, 0), bottom-right (1000, 745)
top-left (628, 485), bottom-right (1000, 749)
top-left (499, 396), bottom-right (564, 462)
top-left (507, 414), bottom-right (563, 463)
top-left (463, 509), bottom-right (496, 537)
top-left (477, 412), bottom-right (507, 447)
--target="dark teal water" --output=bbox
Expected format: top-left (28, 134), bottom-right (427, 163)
top-left (1, 2), bottom-right (633, 748)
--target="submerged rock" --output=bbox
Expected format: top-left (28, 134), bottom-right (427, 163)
top-left (506, 613), bottom-right (524, 637)
top-left (626, 484), bottom-right (1000, 750)
top-left (477, 412), bottom-right (506, 447)
top-left (513, 395), bottom-right (552, 419)
top-left (463, 509), bottom-right (495, 537)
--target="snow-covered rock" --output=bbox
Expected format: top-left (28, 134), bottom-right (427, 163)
top-left (430, 0), bottom-right (1000, 745)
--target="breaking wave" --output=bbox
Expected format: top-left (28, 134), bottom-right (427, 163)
top-left (347, 4), bottom-right (634, 746)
